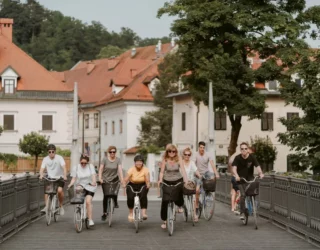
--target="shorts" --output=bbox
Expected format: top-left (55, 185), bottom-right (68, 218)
top-left (231, 176), bottom-right (239, 191)
top-left (84, 189), bottom-right (95, 198)
top-left (195, 171), bottom-right (215, 187)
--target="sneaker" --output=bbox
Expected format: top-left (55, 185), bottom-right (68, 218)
top-left (240, 213), bottom-right (245, 220)
top-left (59, 206), bottom-right (65, 216)
top-left (101, 214), bottom-right (107, 221)
top-left (115, 204), bottom-right (119, 208)
top-left (89, 220), bottom-right (95, 226)
top-left (40, 207), bottom-right (47, 214)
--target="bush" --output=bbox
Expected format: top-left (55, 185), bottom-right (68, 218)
top-left (0, 153), bottom-right (18, 172)
top-left (216, 155), bottom-right (228, 164)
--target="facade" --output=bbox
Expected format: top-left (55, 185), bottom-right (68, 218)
top-left (0, 19), bottom-right (73, 155)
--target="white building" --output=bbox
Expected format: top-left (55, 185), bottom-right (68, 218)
top-left (0, 18), bottom-right (73, 155)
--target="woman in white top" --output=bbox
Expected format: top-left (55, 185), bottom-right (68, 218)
top-left (182, 147), bottom-right (201, 222)
top-left (68, 155), bottom-right (97, 226)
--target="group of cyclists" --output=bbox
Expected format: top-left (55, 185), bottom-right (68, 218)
top-left (39, 140), bottom-right (264, 229)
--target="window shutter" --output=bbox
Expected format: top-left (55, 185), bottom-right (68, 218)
top-left (221, 112), bottom-right (227, 130)
top-left (267, 113), bottom-right (273, 130)
top-left (261, 113), bottom-right (268, 130)
top-left (182, 112), bottom-right (186, 131)
top-left (268, 81), bottom-right (277, 90)
top-left (214, 112), bottom-right (220, 130)
top-left (42, 115), bottom-right (53, 130)
top-left (3, 115), bottom-right (14, 130)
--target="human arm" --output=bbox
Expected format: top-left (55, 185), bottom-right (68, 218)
top-left (233, 166), bottom-right (240, 181)
top-left (179, 158), bottom-right (188, 183)
top-left (99, 163), bottom-right (104, 183)
top-left (68, 177), bottom-right (77, 189)
top-left (90, 164), bottom-right (97, 186)
top-left (145, 169), bottom-right (150, 189)
top-left (209, 159), bottom-right (219, 179)
top-left (117, 164), bottom-right (125, 185)
top-left (123, 168), bottom-right (132, 187)
top-left (158, 159), bottom-right (166, 183)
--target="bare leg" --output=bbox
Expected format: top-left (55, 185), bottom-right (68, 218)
top-left (57, 187), bottom-right (64, 207)
top-left (231, 188), bottom-right (236, 211)
top-left (142, 208), bottom-right (147, 217)
top-left (44, 194), bottom-right (48, 206)
top-left (195, 187), bottom-right (200, 208)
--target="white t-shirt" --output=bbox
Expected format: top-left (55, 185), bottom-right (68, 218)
top-left (71, 163), bottom-right (95, 187)
top-left (41, 155), bottom-right (65, 178)
top-left (184, 160), bottom-right (198, 182)
top-left (194, 152), bottom-right (213, 174)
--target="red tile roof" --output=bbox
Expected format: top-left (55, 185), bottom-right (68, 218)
top-left (123, 146), bottom-right (140, 154)
top-left (0, 32), bottom-right (71, 92)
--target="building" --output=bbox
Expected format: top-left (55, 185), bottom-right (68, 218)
top-left (0, 18), bottom-right (73, 155)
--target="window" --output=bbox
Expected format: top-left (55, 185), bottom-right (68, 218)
top-left (3, 114), bottom-right (14, 130)
top-left (112, 121), bottom-right (115, 135)
top-left (104, 122), bottom-right (108, 135)
top-left (215, 112), bottom-right (227, 130)
top-left (119, 119), bottom-right (123, 134)
top-left (84, 114), bottom-right (89, 129)
top-left (261, 112), bottom-right (273, 131)
top-left (94, 113), bottom-right (99, 128)
top-left (42, 115), bottom-right (53, 130)
top-left (268, 80), bottom-right (278, 90)
top-left (287, 112), bottom-right (299, 131)
top-left (295, 79), bottom-right (303, 88)
top-left (182, 112), bottom-right (186, 131)
top-left (4, 79), bottom-right (14, 94)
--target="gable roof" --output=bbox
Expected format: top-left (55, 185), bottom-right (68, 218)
top-left (0, 35), bottom-right (71, 92)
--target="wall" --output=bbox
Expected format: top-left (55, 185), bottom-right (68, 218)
top-left (0, 99), bottom-right (73, 155)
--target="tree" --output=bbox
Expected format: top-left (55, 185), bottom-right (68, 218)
top-left (96, 45), bottom-right (126, 59)
top-left (19, 132), bottom-right (49, 174)
top-left (138, 53), bottom-right (184, 147)
top-left (250, 136), bottom-right (277, 172)
top-left (158, 0), bottom-right (319, 156)
top-left (137, 36), bottom-right (171, 47)
top-left (278, 52), bottom-right (320, 173)
top-left (0, 125), bottom-right (3, 136)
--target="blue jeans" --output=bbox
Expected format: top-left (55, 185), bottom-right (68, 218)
top-left (195, 171), bottom-right (215, 187)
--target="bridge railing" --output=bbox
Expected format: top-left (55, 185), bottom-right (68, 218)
top-left (216, 174), bottom-right (320, 246)
top-left (0, 173), bottom-right (70, 243)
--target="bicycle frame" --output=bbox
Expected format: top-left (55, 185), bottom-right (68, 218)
top-left (127, 185), bottom-right (146, 233)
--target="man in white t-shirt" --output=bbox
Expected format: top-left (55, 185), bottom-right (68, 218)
top-left (40, 144), bottom-right (67, 215)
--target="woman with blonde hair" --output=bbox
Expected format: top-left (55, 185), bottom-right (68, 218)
top-left (158, 144), bottom-right (188, 229)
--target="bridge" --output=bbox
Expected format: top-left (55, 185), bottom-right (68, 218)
top-left (0, 174), bottom-right (319, 249)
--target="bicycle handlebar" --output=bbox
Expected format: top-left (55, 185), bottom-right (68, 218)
top-left (43, 177), bottom-right (65, 182)
top-left (126, 185), bottom-right (145, 194)
top-left (161, 182), bottom-right (183, 187)
top-left (101, 180), bottom-right (119, 184)
top-left (241, 176), bottom-right (260, 183)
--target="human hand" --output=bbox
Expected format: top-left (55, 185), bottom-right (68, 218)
top-left (99, 178), bottom-right (103, 184)
top-left (215, 174), bottom-right (220, 179)
top-left (259, 173), bottom-right (264, 179)
top-left (236, 176), bottom-right (240, 182)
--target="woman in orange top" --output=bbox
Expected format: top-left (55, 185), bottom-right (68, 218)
top-left (124, 155), bottom-right (150, 222)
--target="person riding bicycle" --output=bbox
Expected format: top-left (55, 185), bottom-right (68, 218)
top-left (39, 144), bottom-right (67, 215)
top-left (194, 141), bottom-right (220, 215)
top-left (182, 147), bottom-right (201, 222)
top-left (68, 155), bottom-right (97, 226)
top-left (232, 142), bottom-right (264, 220)
top-left (158, 144), bottom-right (188, 229)
top-left (123, 155), bottom-right (150, 222)
top-left (99, 146), bottom-right (124, 221)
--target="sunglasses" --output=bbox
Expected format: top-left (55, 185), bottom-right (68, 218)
top-left (48, 151), bottom-right (55, 154)
top-left (80, 162), bottom-right (87, 165)
top-left (109, 151), bottom-right (116, 154)
top-left (184, 154), bottom-right (191, 156)
top-left (241, 148), bottom-right (248, 150)
top-left (168, 150), bottom-right (176, 153)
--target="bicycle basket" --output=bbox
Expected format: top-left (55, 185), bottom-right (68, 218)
top-left (183, 181), bottom-right (196, 195)
top-left (162, 183), bottom-right (183, 202)
top-left (70, 186), bottom-right (85, 204)
top-left (102, 182), bottom-right (120, 196)
top-left (245, 182), bottom-right (260, 196)
top-left (44, 180), bottom-right (59, 194)
top-left (202, 179), bottom-right (216, 192)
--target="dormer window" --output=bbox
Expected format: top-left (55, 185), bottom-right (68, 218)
top-left (291, 73), bottom-right (304, 88)
top-left (1, 66), bottom-right (19, 95)
top-left (266, 80), bottom-right (279, 91)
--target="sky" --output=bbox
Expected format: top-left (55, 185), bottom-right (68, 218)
top-left (34, 0), bottom-right (320, 47)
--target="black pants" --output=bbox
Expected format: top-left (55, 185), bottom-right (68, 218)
top-left (238, 183), bottom-right (249, 214)
top-left (102, 177), bottom-right (119, 213)
top-left (161, 178), bottom-right (184, 221)
top-left (126, 182), bottom-right (148, 209)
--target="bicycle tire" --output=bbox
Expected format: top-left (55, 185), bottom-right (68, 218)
top-left (108, 198), bottom-right (113, 227)
top-left (203, 192), bottom-right (215, 221)
top-left (134, 207), bottom-right (139, 233)
top-left (167, 203), bottom-right (174, 236)
top-left (198, 202), bottom-right (202, 219)
top-left (85, 218), bottom-right (89, 229)
top-left (46, 195), bottom-right (52, 226)
top-left (252, 196), bottom-right (258, 229)
top-left (182, 204), bottom-right (188, 222)
top-left (242, 208), bottom-right (249, 225)
top-left (53, 196), bottom-right (59, 222)
top-left (74, 206), bottom-right (83, 233)
top-left (190, 196), bottom-right (195, 226)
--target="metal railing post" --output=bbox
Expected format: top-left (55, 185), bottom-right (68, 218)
top-left (270, 174), bottom-right (275, 213)
top-left (25, 172), bottom-right (31, 222)
top-left (306, 178), bottom-right (312, 228)
top-left (0, 178), bottom-right (3, 243)
top-left (287, 177), bottom-right (292, 229)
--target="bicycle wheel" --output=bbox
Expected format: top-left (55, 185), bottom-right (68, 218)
top-left (108, 198), bottom-right (114, 227)
top-left (242, 208), bottom-right (249, 225)
top-left (74, 206), bottom-right (83, 233)
top-left (198, 201), bottom-right (202, 219)
top-left (190, 196), bottom-right (195, 226)
top-left (203, 192), bottom-right (215, 221)
top-left (252, 196), bottom-right (258, 229)
top-left (85, 218), bottom-right (89, 229)
top-left (46, 196), bottom-right (52, 226)
top-left (53, 196), bottom-right (59, 222)
top-left (134, 207), bottom-right (139, 233)
top-left (167, 202), bottom-right (175, 236)
top-left (182, 203), bottom-right (188, 222)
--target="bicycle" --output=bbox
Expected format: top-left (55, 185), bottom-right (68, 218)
top-left (240, 176), bottom-right (260, 229)
top-left (197, 178), bottom-right (215, 221)
top-left (101, 180), bottom-right (120, 227)
top-left (69, 185), bottom-right (89, 233)
top-left (43, 177), bottom-right (63, 226)
top-left (183, 193), bottom-right (196, 226)
top-left (126, 184), bottom-right (146, 233)
top-left (234, 190), bottom-right (241, 215)
top-left (161, 181), bottom-right (183, 236)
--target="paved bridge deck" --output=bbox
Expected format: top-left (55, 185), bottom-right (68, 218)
top-left (0, 189), bottom-right (318, 250)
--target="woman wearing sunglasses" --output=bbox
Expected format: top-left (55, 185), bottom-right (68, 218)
top-left (68, 155), bottom-right (97, 226)
top-left (182, 147), bottom-right (201, 222)
top-left (159, 144), bottom-right (188, 229)
top-left (99, 146), bottom-right (124, 221)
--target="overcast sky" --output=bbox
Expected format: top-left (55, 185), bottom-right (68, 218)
top-left (34, 0), bottom-right (320, 47)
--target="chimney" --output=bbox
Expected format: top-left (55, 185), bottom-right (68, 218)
top-left (131, 47), bottom-right (136, 57)
top-left (0, 18), bottom-right (14, 42)
top-left (157, 40), bottom-right (162, 53)
top-left (171, 38), bottom-right (175, 48)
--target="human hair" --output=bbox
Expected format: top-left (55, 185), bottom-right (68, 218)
top-left (107, 146), bottom-right (117, 153)
top-left (239, 142), bottom-right (249, 148)
top-left (199, 141), bottom-right (206, 147)
top-left (80, 154), bottom-right (90, 162)
top-left (164, 144), bottom-right (179, 162)
top-left (182, 147), bottom-right (192, 158)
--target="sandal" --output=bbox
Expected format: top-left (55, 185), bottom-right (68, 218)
top-left (142, 215), bottom-right (148, 220)
top-left (161, 222), bottom-right (167, 229)
top-left (193, 215), bottom-right (199, 222)
top-left (128, 215), bottom-right (134, 222)
top-left (178, 207), bottom-right (184, 213)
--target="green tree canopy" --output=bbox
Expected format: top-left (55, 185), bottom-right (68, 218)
top-left (158, 0), bottom-right (320, 156)
top-left (97, 45), bottom-right (126, 59)
top-left (19, 132), bottom-right (49, 174)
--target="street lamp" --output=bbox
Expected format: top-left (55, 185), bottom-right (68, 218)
top-left (207, 81), bottom-right (216, 163)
